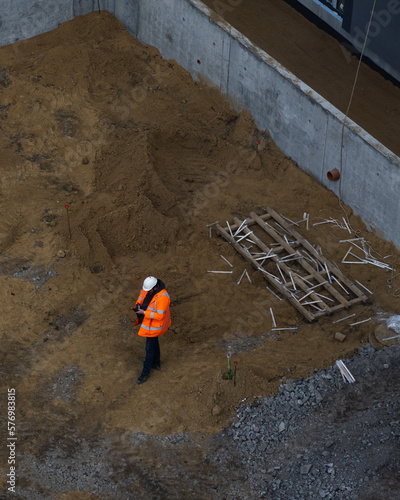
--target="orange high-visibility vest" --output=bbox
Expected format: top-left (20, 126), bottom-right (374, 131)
top-left (135, 288), bottom-right (171, 337)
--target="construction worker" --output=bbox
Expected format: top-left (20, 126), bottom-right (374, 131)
top-left (134, 276), bottom-right (171, 384)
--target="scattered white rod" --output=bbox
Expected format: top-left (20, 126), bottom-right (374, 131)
top-left (266, 286), bottom-right (282, 301)
top-left (226, 221), bottom-right (234, 238)
top-left (207, 271), bottom-right (233, 273)
top-left (299, 290), bottom-right (314, 302)
top-left (348, 252), bottom-right (367, 261)
top-left (336, 359), bottom-right (354, 382)
top-left (324, 262), bottom-right (332, 284)
top-left (350, 241), bottom-right (368, 254)
top-left (232, 221), bottom-right (244, 237)
top-left (270, 307), bottom-right (277, 328)
top-left (209, 226), bottom-right (212, 238)
top-left (233, 219), bottom-right (247, 237)
top-left (313, 220), bottom-right (334, 226)
top-left (236, 231), bottom-right (253, 243)
top-left (277, 256), bottom-right (299, 264)
top-left (206, 221), bottom-right (219, 227)
top-left (289, 272), bottom-right (296, 291)
top-left (258, 267), bottom-right (281, 283)
top-left (332, 275), bottom-right (350, 295)
top-left (254, 254), bottom-right (268, 261)
top-left (342, 260), bottom-right (366, 265)
top-left (256, 254), bottom-right (276, 261)
top-left (361, 239), bottom-right (369, 254)
top-left (309, 304), bottom-right (325, 312)
top-left (315, 293), bottom-right (335, 303)
top-left (268, 224), bottom-right (283, 237)
top-left (306, 213), bottom-right (309, 231)
top-left (355, 280), bottom-right (373, 295)
top-left (308, 281), bottom-right (328, 291)
top-left (284, 234), bottom-right (289, 244)
top-left (275, 222), bottom-right (290, 235)
top-left (246, 238), bottom-right (256, 244)
top-left (336, 360), bottom-right (355, 383)
top-left (259, 258), bottom-right (267, 267)
top-left (349, 317), bottom-right (372, 326)
top-left (332, 313), bottom-right (356, 324)
top-left (342, 246), bottom-right (353, 262)
top-left (299, 250), bottom-right (315, 263)
top-left (294, 273), bottom-right (314, 287)
top-left (339, 238), bottom-right (364, 243)
top-left (365, 258), bottom-right (393, 270)
top-left (382, 334), bottom-right (400, 341)
top-left (281, 214), bottom-right (299, 226)
top-left (276, 264), bottom-right (286, 284)
top-left (271, 327), bottom-right (298, 331)
top-left (245, 270), bottom-right (252, 284)
top-left (343, 217), bottom-right (351, 234)
top-left (237, 269), bottom-right (247, 285)
top-left (364, 256), bottom-right (386, 266)
top-left (302, 300), bottom-right (323, 306)
top-left (220, 255), bottom-right (233, 267)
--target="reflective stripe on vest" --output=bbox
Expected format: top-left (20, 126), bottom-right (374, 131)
top-left (148, 306), bottom-right (168, 314)
top-left (140, 323), bottom-right (168, 332)
top-left (148, 291), bottom-right (169, 319)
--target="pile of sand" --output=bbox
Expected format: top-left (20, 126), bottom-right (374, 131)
top-left (0, 13), bottom-right (399, 461)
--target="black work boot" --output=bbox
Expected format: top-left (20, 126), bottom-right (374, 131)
top-left (136, 373), bottom-right (148, 384)
top-left (152, 362), bottom-right (161, 370)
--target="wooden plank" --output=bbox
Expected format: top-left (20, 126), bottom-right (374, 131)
top-left (250, 211), bottom-right (351, 308)
top-left (312, 303), bottom-right (346, 319)
top-left (234, 217), bottom-right (333, 315)
top-left (228, 212), bottom-right (272, 232)
top-left (266, 207), bottom-right (368, 302)
top-left (217, 209), bottom-right (367, 322)
top-left (215, 222), bottom-right (315, 321)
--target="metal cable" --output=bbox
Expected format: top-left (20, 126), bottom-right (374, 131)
top-left (339, 0), bottom-right (377, 199)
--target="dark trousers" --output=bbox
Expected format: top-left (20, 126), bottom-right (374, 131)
top-left (142, 336), bottom-right (160, 375)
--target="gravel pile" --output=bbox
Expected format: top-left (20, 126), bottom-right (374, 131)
top-left (223, 345), bottom-right (400, 500)
top-left (15, 345), bottom-right (400, 499)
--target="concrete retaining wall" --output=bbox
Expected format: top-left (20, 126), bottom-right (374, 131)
top-left (1, 0), bottom-right (400, 246)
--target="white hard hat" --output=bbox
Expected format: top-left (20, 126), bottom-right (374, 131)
top-left (143, 276), bottom-right (157, 291)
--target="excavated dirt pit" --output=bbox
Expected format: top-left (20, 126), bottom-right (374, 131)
top-left (0, 11), bottom-right (400, 499)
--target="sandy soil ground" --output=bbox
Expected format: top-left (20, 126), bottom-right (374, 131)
top-left (201, 0), bottom-right (400, 157)
top-left (0, 10), bottom-right (400, 498)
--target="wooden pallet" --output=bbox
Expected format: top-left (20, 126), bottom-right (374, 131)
top-left (215, 207), bottom-right (368, 322)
